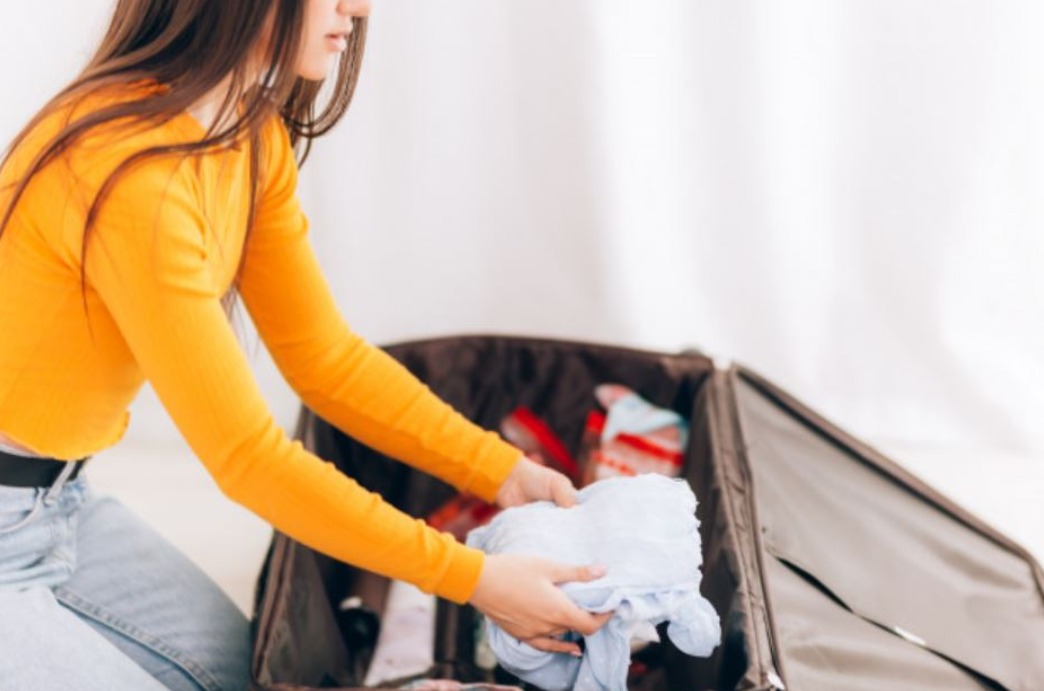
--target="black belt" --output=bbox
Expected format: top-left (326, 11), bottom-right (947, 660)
top-left (0, 448), bottom-right (90, 488)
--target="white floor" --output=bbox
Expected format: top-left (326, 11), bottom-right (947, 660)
top-left (86, 435), bottom-right (1044, 617)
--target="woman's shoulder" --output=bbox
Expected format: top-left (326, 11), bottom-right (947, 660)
top-left (73, 81), bottom-right (202, 156)
top-left (0, 83), bottom-right (212, 238)
top-left (10, 81), bottom-right (198, 185)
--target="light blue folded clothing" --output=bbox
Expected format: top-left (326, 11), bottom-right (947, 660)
top-left (466, 474), bottom-right (720, 691)
top-left (599, 389), bottom-right (689, 447)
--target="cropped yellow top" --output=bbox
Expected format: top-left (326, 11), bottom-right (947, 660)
top-left (0, 86), bottom-right (520, 603)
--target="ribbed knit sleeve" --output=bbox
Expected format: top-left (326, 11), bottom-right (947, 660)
top-left (241, 120), bottom-right (522, 502)
top-left (84, 133), bottom-right (517, 603)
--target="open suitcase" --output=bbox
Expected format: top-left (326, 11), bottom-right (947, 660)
top-left (249, 335), bottom-right (1044, 691)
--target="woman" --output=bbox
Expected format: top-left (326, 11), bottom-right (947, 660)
top-left (0, 1), bottom-right (610, 689)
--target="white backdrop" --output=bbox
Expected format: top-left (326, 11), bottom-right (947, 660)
top-left (3, 2), bottom-right (1043, 455)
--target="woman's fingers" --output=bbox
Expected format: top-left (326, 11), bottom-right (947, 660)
top-left (561, 607), bottom-right (614, 637)
top-left (549, 473), bottom-right (578, 508)
top-left (550, 562), bottom-right (607, 585)
top-left (526, 609), bottom-right (614, 653)
top-left (470, 554), bottom-right (616, 649)
top-left (526, 636), bottom-right (583, 656)
top-left (495, 458), bottom-right (580, 508)
top-left (541, 561), bottom-right (613, 635)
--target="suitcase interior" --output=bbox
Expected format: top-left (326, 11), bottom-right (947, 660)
top-left (249, 336), bottom-right (755, 690)
top-left (250, 336), bottom-right (1044, 691)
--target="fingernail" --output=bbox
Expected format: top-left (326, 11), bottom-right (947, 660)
top-left (589, 565), bottom-right (607, 578)
top-left (571, 650), bottom-right (583, 657)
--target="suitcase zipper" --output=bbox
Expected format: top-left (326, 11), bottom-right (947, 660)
top-left (767, 668), bottom-right (786, 690)
top-left (719, 369), bottom-right (794, 689)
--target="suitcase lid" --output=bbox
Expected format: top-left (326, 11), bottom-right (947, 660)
top-left (728, 365), bottom-right (1044, 691)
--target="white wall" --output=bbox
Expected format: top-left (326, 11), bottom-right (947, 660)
top-left (1, 4), bottom-right (107, 132)
top-left (301, 1), bottom-right (1044, 455)
top-left (3, 2), bottom-right (1043, 456)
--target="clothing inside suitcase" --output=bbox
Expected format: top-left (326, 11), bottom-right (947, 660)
top-left (250, 336), bottom-right (1044, 691)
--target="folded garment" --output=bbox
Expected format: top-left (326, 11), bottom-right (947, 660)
top-left (363, 581), bottom-right (437, 687)
top-left (466, 474), bottom-right (720, 691)
top-left (579, 385), bottom-right (689, 484)
top-left (595, 384), bottom-right (687, 446)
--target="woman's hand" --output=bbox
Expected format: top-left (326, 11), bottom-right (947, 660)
top-left (469, 553), bottom-right (612, 655)
top-left (481, 458), bottom-right (610, 655)
top-left (495, 455), bottom-right (578, 509)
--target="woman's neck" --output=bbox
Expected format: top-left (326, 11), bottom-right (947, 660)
top-left (187, 76), bottom-right (236, 132)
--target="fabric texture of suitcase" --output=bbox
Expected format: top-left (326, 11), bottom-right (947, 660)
top-left (249, 335), bottom-right (1044, 691)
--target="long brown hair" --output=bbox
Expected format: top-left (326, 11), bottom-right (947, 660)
top-left (0, 0), bottom-right (367, 299)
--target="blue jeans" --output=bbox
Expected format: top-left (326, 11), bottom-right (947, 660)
top-left (0, 469), bottom-right (251, 690)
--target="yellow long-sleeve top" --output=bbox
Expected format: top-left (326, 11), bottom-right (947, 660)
top-left (0, 86), bottom-right (520, 603)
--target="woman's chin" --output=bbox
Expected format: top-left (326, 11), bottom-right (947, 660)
top-left (296, 60), bottom-right (336, 82)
